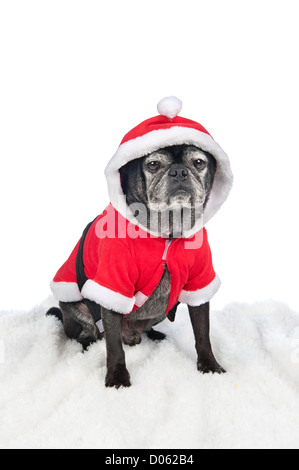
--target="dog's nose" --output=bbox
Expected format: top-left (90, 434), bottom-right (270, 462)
top-left (168, 167), bottom-right (188, 181)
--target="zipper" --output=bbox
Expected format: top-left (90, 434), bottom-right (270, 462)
top-left (133, 239), bottom-right (172, 313)
top-left (162, 239), bottom-right (172, 261)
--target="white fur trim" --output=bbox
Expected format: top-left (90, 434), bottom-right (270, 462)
top-left (157, 96), bottom-right (182, 118)
top-left (50, 281), bottom-right (83, 302)
top-left (105, 126), bottom-right (233, 237)
top-left (81, 279), bottom-right (135, 314)
top-left (178, 274), bottom-right (221, 306)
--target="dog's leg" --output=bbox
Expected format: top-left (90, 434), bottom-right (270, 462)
top-left (59, 301), bottom-right (99, 350)
top-left (145, 300), bottom-right (180, 341)
top-left (101, 307), bottom-right (131, 388)
top-left (146, 328), bottom-right (166, 341)
top-left (145, 301), bottom-right (180, 341)
top-left (188, 302), bottom-right (226, 374)
top-left (46, 306), bottom-right (63, 322)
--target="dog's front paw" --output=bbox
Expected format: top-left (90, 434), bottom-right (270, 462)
top-left (197, 351), bottom-right (226, 374)
top-left (146, 328), bottom-right (166, 342)
top-left (105, 364), bottom-right (131, 388)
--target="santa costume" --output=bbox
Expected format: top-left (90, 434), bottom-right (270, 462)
top-left (50, 97), bottom-right (233, 320)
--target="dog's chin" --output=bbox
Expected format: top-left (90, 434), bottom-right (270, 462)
top-left (147, 186), bottom-right (206, 213)
top-left (168, 190), bottom-right (191, 209)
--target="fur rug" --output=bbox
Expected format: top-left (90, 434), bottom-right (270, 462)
top-left (1, 298), bottom-right (299, 449)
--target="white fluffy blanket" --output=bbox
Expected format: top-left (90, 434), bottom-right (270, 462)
top-left (1, 298), bottom-right (299, 449)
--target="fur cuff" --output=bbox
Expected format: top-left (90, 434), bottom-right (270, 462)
top-left (50, 281), bottom-right (83, 302)
top-left (81, 280), bottom-right (135, 314)
top-left (178, 274), bottom-right (221, 306)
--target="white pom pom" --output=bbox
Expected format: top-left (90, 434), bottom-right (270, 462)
top-left (157, 96), bottom-right (182, 119)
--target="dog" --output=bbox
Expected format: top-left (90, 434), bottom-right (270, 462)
top-left (48, 96), bottom-right (233, 388)
top-left (48, 144), bottom-right (226, 388)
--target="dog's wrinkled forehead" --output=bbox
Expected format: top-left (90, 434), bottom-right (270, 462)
top-left (143, 145), bottom-right (210, 165)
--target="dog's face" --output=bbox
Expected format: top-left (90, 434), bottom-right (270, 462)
top-left (120, 144), bottom-right (216, 235)
top-left (142, 145), bottom-right (216, 210)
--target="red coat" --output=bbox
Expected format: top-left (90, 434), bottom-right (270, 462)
top-left (50, 204), bottom-right (220, 318)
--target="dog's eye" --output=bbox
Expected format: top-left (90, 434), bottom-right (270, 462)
top-left (147, 161), bottom-right (160, 172)
top-left (193, 159), bottom-right (206, 170)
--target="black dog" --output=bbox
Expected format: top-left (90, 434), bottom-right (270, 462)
top-left (48, 144), bottom-right (225, 388)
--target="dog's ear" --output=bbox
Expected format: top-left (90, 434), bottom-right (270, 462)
top-left (209, 153), bottom-right (217, 177)
top-left (210, 153), bottom-right (217, 173)
top-left (119, 158), bottom-right (147, 205)
top-left (119, 167), bottom-right (128, 194)
top-left (200, 149), bottom-right (217, 180)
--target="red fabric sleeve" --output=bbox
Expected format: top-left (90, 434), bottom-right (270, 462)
top-left (184, 233), bottom-right (216, 292)
top-left (94, 237), bottom-right (139, 298)
top-left (178, 229), bottom-right (220, 306)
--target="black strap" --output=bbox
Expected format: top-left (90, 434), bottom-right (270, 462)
top-left (75, 217), bottom-right (102, 323)
top-left (75, 218), bottom-right (96, 291)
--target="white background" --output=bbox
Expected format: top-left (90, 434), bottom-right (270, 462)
top-left (0, 0), bottom-right (298, 312)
